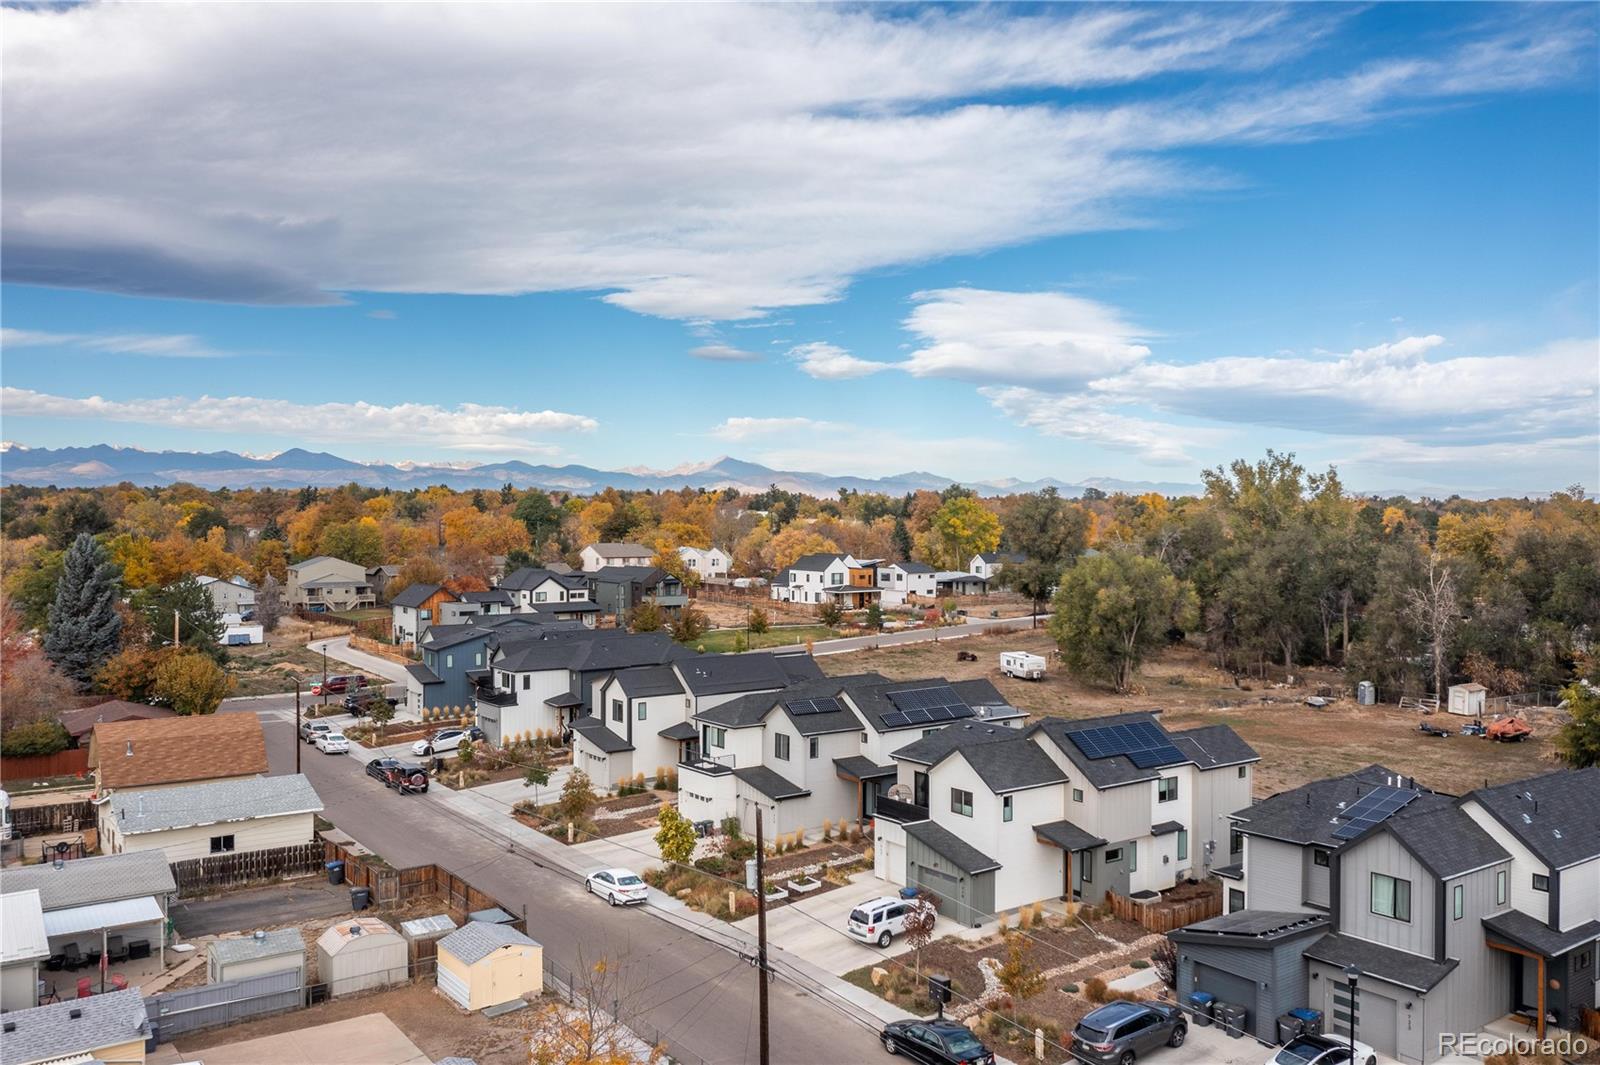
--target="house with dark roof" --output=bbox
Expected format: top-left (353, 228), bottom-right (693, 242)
top-left (969, 551), bottom-right (1026, 581)
top-left (587, 565), bottom-right (688, 622)
top-left (389, 583), bottom-right (457, 645)
top-left (1176, 764), bottom-right (1599, 1059)
top-left (56, 700), bottom-right (177, 747)
top-left (770, 552), bottom-right (878, 606)
top-left (876, 561), bottom-right (937, 605)
top-left (578, 543), bottom-right (653, 572)
top-left (870, 710), bottom-right (1256, 925)
top-left (496, 567), bottom-right (595, 622)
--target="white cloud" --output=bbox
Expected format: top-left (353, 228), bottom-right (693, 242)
top-left (1, 327), bottom-right (226, 358)
top-left (710, 417), bottom-right (840, 441)
top-left (365, 309), bottom-right (396, 320)
top-left (786, 342), bottom-right (892, 380)
top-left (901, 288), bottom-right (1151, 386)
top-left (0, 388), bottom-right (597, 450)
top-left (690, 344), bottom-right (762, 363)
top-left (2, 6), bottom-right (1586, 318)
top-left (980, 387), bottom-right (1219, 466)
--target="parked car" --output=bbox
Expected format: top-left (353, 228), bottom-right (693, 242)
top-left (344, 692), bottom-right (399, 716)
top-left (1268, 1034), bottom-right (1377, 1065)
top-left (299, 720), bottom-right (333, 744)
top-left (585, 868), bottom-right (648, 906)
top-left (1070, 1001), bottom-right (1187, 1065)
top-left (412, 726), bottom-right (484, 757)
top-left (315, 731), bottom-right (350, 754)
top-left (365, 757), bottom-right (429, 794)
top-left (880, 1020), bottom-right (994, 1064)
top-left (311, 674), bottom-right (367, 697)
top-left (847, 895), bottom-right (914, 947)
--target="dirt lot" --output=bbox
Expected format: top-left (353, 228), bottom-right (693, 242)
top-left (228, 640), bottom-right (367, 697)
top-left (167, 982), bottom-right (534, 1065)
top-left (824, 630), bottom-right (1560, 797)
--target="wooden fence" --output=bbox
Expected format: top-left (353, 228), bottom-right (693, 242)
top-left (1, 749), bottom-right (91, 783)
top-left (1106, 889), bottom-right (1223, 934)
top-left (170, 842), bottom-right (326, 898)
top-left (7, 799), bottom-right (96, 836)
top-left (319, 840), bottom-right (526, 934)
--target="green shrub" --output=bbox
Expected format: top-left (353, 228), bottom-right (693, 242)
top-left (1130, 959), bottom-right (1150, 970)
top-left (0, 720), bottom-right (70, 757)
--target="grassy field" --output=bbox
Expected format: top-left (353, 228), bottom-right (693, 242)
top-left (687, 624), bottom-right (840, 653)
top-left (821, 629), bottom-right (1561, 797)
top-left (227, 643), bottom-right (368, 697)
top-left (330, 607), bottom-right (389, 624)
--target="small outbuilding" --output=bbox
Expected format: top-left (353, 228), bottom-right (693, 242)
top-left (401, 913), bottom-right (458, 971)
top-left (316, 917), bottom-right (406, 997)
top-left (436, 921), bottom-right (542, 1011)
top-left (209, 928), bottom-right (306, 985)
top-left (1447, 683), bottom-right (1488, 717)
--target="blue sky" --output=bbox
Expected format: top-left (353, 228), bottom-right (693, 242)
top-left (2, 3), bottom-right (1596, 494)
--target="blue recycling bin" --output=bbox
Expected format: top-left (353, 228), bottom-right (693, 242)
top-left (899, 887), bottom-right (918, 899)
top-left (1188, 991), bottom-right (1215, 1026)
top-left (1289, 1008), bottom-right (1323, 1035)
top-left (326, 860), bottom-right (345, 885)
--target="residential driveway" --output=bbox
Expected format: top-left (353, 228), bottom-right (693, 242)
top-left (151, 1013), bottom-right (429, 1065)
top-left (171, 879), bottom-right (351, 938)
top-left (571, 826), bottom-right (666, 874)
top-left (307, 635), bottom-right (411, 684)
top-left (811, 614), bottom-right (1044, 655)
top-left (735, 870), bottom-right (983, 976)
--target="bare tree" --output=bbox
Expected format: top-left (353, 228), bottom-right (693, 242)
top-left (529, 947), bottom-right (664, 1065)
top-left (1404, 553), bottom-right (1459, 700)
top-left (255, 574), bottom-right (284, 633)
top-left (902, 893), bottom-right (939, 980)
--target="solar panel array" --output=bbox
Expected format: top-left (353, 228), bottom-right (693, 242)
top-left (787, 696), bottom-right (844, 717)
top-left (1330, 786), bottom-right (1419, 840)
top-left (881, 685), bottom-right (975, 729)
top-left (1068, 722), bottom-right (1186, 769)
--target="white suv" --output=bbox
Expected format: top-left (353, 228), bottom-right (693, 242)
top-left (847, 895), bottom-right (914, 947)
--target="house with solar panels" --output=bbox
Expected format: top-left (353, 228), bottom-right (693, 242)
top-left (675, 673), bottom-right (1026, 838)
top-left (871, 710), bottom-right (1257, 924)
top-left (1174, 764), bottom-right (1599, 1061)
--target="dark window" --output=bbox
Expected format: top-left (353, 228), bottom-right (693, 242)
top-left (1081, 851), bottom-right (1093, 882)
top-left (611, 699), bottom-right (624, 722)
top-left (1533, 874), bottom-right (1550, 892)
top-left (637, 701), bottom-right (647, 721)
top-left (1313, 849), bottom-right (1330, 868)
top-left (808, 736), bottom-right (819, 758)
top-left (1238, 765), bottom-right (1247, 779)
top-left (1104, 847), bottom-right (1123, 864)
top-left (1496, 869), bottom-right (1507, 905)
top-left (913, 771), bottom-right (929, 808)
top-left (1574, 949), bottom-right (1592, 972)
top-left (1228, 888), bottom-right (1245, 913)
top-left (1230, 829), bottom-right (1244, 855)
top-left (209, 834), bottom-right (235, 853)
top-left (1371, 872), bottom-right (1412, 922)
top-left (1453, 883), bottom-right (1465, 920)
top-left (774, 733), bottom-right (790, 761)
top-left (522, 675), bottom-right (530, 690)
top-left (1072, 788), bottom-right (1084, 803)
top-left (1002, 795), bottom-right (1013, 822)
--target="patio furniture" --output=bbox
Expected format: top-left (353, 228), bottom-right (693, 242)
top-left (37, 980), bottom-right (59, 1005)
top-left (83, 947), bottom-right (102, 969)
top-left (45, 953), bottom-right (65, 972)
top-left (106, 935), bottom-right (129, 964)
top-left (75, 977), bottom-right (94, 998)
top-left (127, 939), bottom-right (151, 960)
top-left (59, 942), bottom-right (84, 971)
top-left (110, 973), bottom-right (129, 991)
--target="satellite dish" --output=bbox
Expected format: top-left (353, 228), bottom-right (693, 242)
top-left (886, 784), bottom-right (912, 802)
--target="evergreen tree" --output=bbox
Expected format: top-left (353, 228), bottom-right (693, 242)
top-left (43, 532), bottom-right (123, 691)
top-left (891, 516), bottom-right (913, 561)
top-left (135, 575), bottom-right (227, 661)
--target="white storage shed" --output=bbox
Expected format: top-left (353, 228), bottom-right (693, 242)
top-left (436, 921), bottom-right (542, 1011)
top-left (316, 917), bottom-right (406, 997)
top-left (209, 928), bottom-right (306, 985)
top-left (1447, 683), bottom-right (1488, 717)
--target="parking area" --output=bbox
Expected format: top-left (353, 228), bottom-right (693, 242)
top-left (171, 878), bottom-right (352, 938)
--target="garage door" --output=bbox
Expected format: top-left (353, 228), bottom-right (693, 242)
top-left (1195, 962), bottom-right (1257, 1033)
top-left (1327, 980), bottom-right (1398, 1062)
top-left (438, 964), bottom-right (470, 1009)
top-left (910, 865), bottom-right (966, 922)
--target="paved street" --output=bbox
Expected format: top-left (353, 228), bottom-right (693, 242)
top-left (252, 707), bottom-right (889, 1065)
top-left (809, 612), bottom-right (1045, 655)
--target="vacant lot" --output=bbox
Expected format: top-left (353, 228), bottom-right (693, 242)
top-left (687, 624), bottom-right (839, 653)
top-left (822, 629), bottom-right (1559, 797)
top-left (228, 643), bottom-right (367, 697)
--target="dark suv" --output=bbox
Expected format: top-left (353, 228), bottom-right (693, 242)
top-left (344, 692), bottom-right (398, 716)
top-left (881, 1019), bottom-right (994, 1064)
top-left (365, 757), bottom-right (429, 794)
top-left (1070, 1001), bottom-right (1186, 1065)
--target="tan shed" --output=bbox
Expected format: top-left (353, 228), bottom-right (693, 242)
top-left (435, 921), bottom-right (542, 1011)
top-left (315, 917), bottom-right (406, 997)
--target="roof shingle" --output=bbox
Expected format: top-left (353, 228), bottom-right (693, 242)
top-left (92, 713), bottom-right (268, 789)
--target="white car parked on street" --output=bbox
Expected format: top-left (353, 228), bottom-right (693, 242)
top-left (585, 868), bottom-right (648, 906)
top-left (411, 726), bottom-right (484, 757)
top-left (315, 731), bottom-right (350, 754)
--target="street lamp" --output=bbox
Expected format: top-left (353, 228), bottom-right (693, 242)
top-left (1343, 964), bottom-right (1361, 1063)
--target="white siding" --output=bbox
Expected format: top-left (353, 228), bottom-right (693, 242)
top-left (1459, 800), bottom-right (1550, 924)
top-left (1339, 830), bottom-right (1437, 958)
top-left (1560, 857), bottom-right (1599, 931)
top-left (108, 811), bottom-right (315, 863)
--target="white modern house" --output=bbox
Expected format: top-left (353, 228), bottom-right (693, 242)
top-left (678, 546), bottom-right (731, 579)
top-left (579, 543), bottom-right (654, 572)
top-left (877, 561), bottom-right (937, 605)
top-left (969, 552), bottom-right (1025, 580)
top-left (871, 711), bottom-right (1257, 926)
top-left (770, 553), bottom-right (860, 605)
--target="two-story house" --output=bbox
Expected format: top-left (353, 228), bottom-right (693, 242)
top-left (970, 552), bottom-right (1025, 581)
top-left (873, 711), bottom-right (1256, 926)
top-left (390, 583), bottom-right (457, 645)
top-left (769, 553), bottom-right (881, 609)
top-left (877, 561), bottom-right (937, 605)
top-left (570, 652), bottom-right (822, 790)
top-left (579, 543), bottom-right (654, 572)
top-left (678, 546), bottom-right (731, 579)
top-left (1173, 766), bottom-right (1599, 1060)
top-left (287, 555), bottom-right (375, 612)
top-left (498, 566), bottom-right (592, 609)
top-left (196, 575), bottom-right (256, 617)
top-left (405, 622), bottom-right (514, 715)
top-left (589, 566), bottom-right (689, 622)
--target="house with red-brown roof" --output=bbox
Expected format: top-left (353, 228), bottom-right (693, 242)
top-left (57, 700), bottom-right (178, 748)
top-left (88, 714), bottom-right (269, 794)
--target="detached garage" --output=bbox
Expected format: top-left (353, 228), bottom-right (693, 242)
top-left (436, 921), bottom-right (542, 1012)
top-left (1169, 910), bottom-right (1329, 1043)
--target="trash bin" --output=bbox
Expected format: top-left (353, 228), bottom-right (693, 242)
top-left (1216, 1002), bottom-right (1247, 1039)
top-left (350, 886), bottom-right (370, 912)
top-left (1277, 1013), bottom-right (1306, 1044)
top-left (326, 860), bottom-right (345, 886)
top-left (1289, 1008), bottom-right (1323, 1035)
top-left (1187, 991), bottom-right (1215, 1027)
top-left (899, 887), bottom-right (918, 900)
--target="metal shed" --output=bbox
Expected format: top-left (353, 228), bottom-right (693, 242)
top-left (401, 913), bottom-right (458, 971)
top-left (208, 928), bottom-right (306, 985)
top-left (315, 917), bottom-right (406, 997)
top-left (436, 921), bottom-right (542, 1012)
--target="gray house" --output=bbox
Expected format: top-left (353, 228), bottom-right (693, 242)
top-left (588, 566), bottom-right (688, 622)
top-left (1175, 764), bottom-right (1599, 1062)
top-left (403, 615), bottom-right (552, 715)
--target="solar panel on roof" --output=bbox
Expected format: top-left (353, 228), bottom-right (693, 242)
top-left (1330, 786), bottom-right (1419, 840)
top-left (787, 696), bottom-right (843, 717)
top-left (1068, 722), bottom-right (1186, 768)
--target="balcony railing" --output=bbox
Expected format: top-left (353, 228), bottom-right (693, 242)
top-left (679, 753), bottom-right (735, 775)
top-left (474, 688), bottom-right (518, 707)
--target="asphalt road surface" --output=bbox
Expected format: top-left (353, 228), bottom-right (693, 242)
top-left (253, 709), bottom-right (886, 1065)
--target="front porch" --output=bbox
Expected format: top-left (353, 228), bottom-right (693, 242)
top-left (1483, 908), bottom-right (1600, 1039)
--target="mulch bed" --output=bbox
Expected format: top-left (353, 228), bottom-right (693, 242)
top-left (759, 840), bottom-right (869, 878)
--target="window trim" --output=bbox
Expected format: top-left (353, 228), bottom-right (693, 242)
top-left (1532, 873), bottom-right (1550, 893)
top-left (636, 701), bottom-right (647, 721)
top-left (1313, 848), bottom-right (1330, 868)
top-left (1002, 795), bottom-right (1013, 822)
top-left (1370, 871), bottom-right (1413, 923)
top-left (1072, 788), bottom-right (1084, 803)
top-left (1104, 847), bottom-right (1123, 864)
top-left (1157, 777), bottom-right (1178, 803)
top-left (209, 834), bottom-right (236, 854)
top-left (1496, 869), bottom-right (1508, 906)
top-left (950, 788), bottom-right (973, 818)
top-left (774, 732), bottom-right (790, 761)
top-left (1177, 828), bottom-right (1188, 862)
top-left (808, 736), bottom-right (819, 759)
top-left (1453, 883), bottom-right (1465, 920)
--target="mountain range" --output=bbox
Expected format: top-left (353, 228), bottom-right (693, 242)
top-left (0, 443), bottom-right (1201, 498)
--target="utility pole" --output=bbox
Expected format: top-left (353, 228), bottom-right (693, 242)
top-left (755, 807), bottom-right (770, 1065)
top-left (321, 644), bottom-right (328, 706)
top-left (173, 609), bottom-right (181, 648)
top-left (295, 682), bottom-right (302, 773)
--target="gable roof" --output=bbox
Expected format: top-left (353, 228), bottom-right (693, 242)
top-left (612, 664), bottom-right (686, 698)
top-left (956, 736), bottom-right (1069, 794)
top-left (947, 678), bottom-right (1027, 722)
top-left (1464, 767), bottom-right (1600, 869)
top-left (494, 630), bottom-right (685, 674)
top-left (694, 671), bottom-right (886, 730)
top-left (1168, 725), bottom-right (1261, 769)
top-left (390, 583), bottom-right (445, 608)
top-left (1028, 712), bottom-right (1256, 790)
top-left (421, 623), bottom-right (499, 651)
top-left (675, 652), bottom-right (822, 697)
top-left (439, 920), bottom-right (537, 965)
top-left (787, 552), bottom-right (850, 572)
top-left (975, 552), bottom-right (1025, 564)
top-left (569, 716), bottom-right (634, 754)
top-left (732, 764), bottom-right (810, 801)
top-left (92, 713), bottom-right (268, 789)
top-left (57, 699), bottom-right (177, 740)
top-left (584, 542), bottom-right (652, 558)
top-left (0, 986), bottom-right (149, 1065)
top-left (459, 589), bottom-right (514, 605)
top-left (893, 721), bottom-right (1018, 766)
top-left (1369, 803), bottom-right (1508, 878)
top-left (2, 850), bottom-right (177, 911)
top-left (1229, 764), bottom-right (1445, 848)
top-left (589, 565), bottom-right (670, 586)
top-left (885, 561), bottom-right (935, 574)
top-left (1304, 932), bottom-right (1458, 993)
top-left (499, 567), bottom-right (588, 591)
top-left (110, 773), bottom-right (323, 835)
